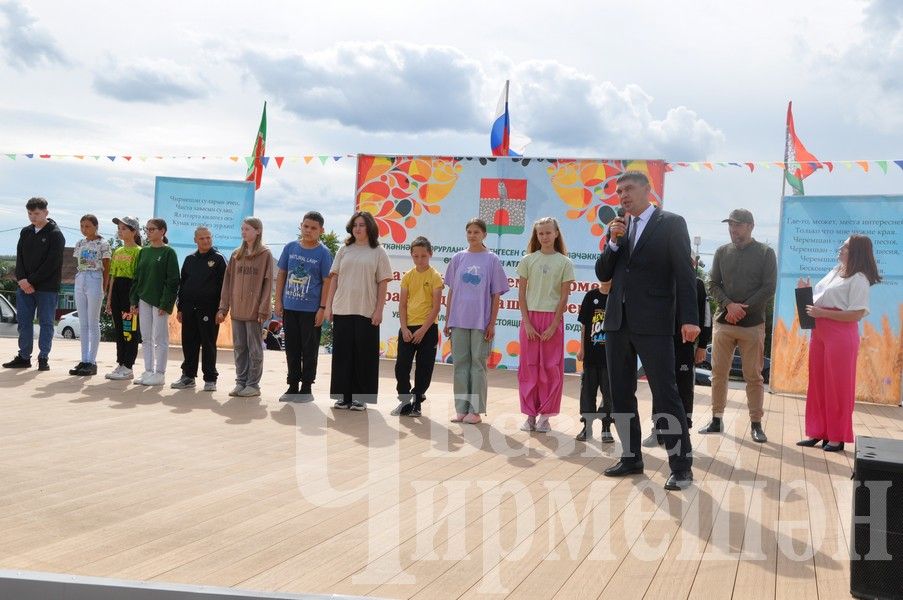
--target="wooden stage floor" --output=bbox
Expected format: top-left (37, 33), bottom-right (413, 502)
top-left (0, 338), bottom-right (900, 599)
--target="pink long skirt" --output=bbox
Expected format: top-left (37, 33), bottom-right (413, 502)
top-left (518, 311), bottom-right (564, 417)
top-left (805, 316), bottom-right (859, 443)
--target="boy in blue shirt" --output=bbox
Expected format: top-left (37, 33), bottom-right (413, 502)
top-left (275, 211), bottom-right (333, 401)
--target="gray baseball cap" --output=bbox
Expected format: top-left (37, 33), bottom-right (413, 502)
top-left (112, 216), bottom-right (140, 230)
top-left (722, 209), bottom-right (754, 225)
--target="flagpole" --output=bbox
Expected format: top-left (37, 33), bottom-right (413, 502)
top-left (781, 100), bottom-right (790, 200)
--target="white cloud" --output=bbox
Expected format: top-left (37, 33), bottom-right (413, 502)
top-left (239, 42), bottom-right (485, 134)
top-left (93, 57), bottom-right (208, 104)
top-left (511, 61), bottom-right (724, 160)
top-left (818, 0), bottom-right (902, 129)
top-left (0, 0), bottom-right (70, 70)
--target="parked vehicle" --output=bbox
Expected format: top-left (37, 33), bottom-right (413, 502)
top-left (699, 345), bottom-right (770, 383)
top-left (0, 293), bottom-right (17, 338)
top-left (55, 311), bottom-right (80, 339)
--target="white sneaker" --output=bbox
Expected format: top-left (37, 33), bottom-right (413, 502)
top-left (228, 384), bottom-right (245, 397)
top-left (107, 366), bottom-right (133, 380)
top-left (104, 365), bottom-right (123, 380)
top-left (236, 386), bottom-right (261, 397)
top-left (142, 372), bottom-right (165, 386)
top-left (133, 371), bottom-right (154, 385)
top-left (520, 417), bottom-right (536, 432)
top-left (203, 381), bottom-right (216, 392)
top-left (534, 416), bottom-right (551, 433)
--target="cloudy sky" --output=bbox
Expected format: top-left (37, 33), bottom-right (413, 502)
top-left (0, 0), bottom-right (900, 258)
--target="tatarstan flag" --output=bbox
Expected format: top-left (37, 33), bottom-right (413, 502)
top-left (246, 101), bottom-right (267, 190)
top-left (784, 101), bottom-right (820, 195)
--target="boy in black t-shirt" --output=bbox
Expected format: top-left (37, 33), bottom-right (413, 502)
top-left (576, 280), bottom-right (614, 443)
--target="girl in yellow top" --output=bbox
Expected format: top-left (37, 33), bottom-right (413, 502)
top-left (105, 217), bottom-right (142, 380)
top-left (516, 217), bottom-right (575, 433)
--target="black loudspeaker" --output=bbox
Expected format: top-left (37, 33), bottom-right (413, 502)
top-left (851, 435), bottom-right (903, 599)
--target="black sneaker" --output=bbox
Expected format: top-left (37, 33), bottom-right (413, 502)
top-left (280, 384), bottom-right (300, 402)
top-left (390, 400), bottom-right (412, 416)
top-left (77, 363), bottom-right (98, 376)
top-left (333, 398), bottom-right (352, 409)
top-left (349, 400), bottom-right (367, 411)
top-left (300, 382), bottom-right (312, 395)
top-left (3, 355), bottom-right (31, 369)
top-left (408, 403), bottom-right (422, 417)
top-left (69, 362), bottom-right (88, 375)
top-left (37, 358), bottom-right (49, 371)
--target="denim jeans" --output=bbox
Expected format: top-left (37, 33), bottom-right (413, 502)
top-left (16, 288), bottom-right (58, 361)
top-left (75, 271), bottom-right (104, 363)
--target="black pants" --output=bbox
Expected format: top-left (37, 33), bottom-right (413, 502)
top-left (110, 277), bottom-right (140, 368)
top-left (674, 335), bottom-right (696, 424)
top-left (606, 305), bottom-right (692, 471)
top-left (579, 362), bottom-right (612, 428)
top-left (330, 314), bottom-right (379, 403)
top-left (394, 323), bottom-right (438, 402)
top-left (180, 307), bottom-right (219, 382)
top-left (284, 309), bottom-right (321, 386)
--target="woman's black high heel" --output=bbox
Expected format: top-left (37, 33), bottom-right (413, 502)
top-left (823, 442), bottom-right (845, 452)
top-left (796, 438), bottom-right (823, 447)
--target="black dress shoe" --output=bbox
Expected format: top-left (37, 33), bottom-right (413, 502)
top-left (604, 460), bottom-right (644, 477)
top-left (698, 418), bottom-right (722, 434)
top-left (751, 422), bottom-right (768, 443)
top-left (823, 442), bottom-right (845, 452)
top-left (575, 425), bottom-right (588, 442)
top-left (664, 470), bottom-right (694, 490)
top-left (3, 355), bottom-right (31, 369)
top-left (69, 362), bottom-right (87, 375)
top-left (796, 438), bottom-right (823, 447)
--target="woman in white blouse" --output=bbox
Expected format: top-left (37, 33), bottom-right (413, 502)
top-left (796, 235), bottom-right (882, 452)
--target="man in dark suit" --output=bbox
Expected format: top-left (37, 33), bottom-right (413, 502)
top-left (595, 171), bottom-right (700, 491)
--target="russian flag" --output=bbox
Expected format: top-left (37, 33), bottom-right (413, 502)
top-left (490, 80), bottom-right (520, 157)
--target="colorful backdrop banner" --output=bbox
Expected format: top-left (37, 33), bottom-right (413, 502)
top-left (153, 176), bottom-right (255, 266)
top-left (770, 195), bottom-right (903, 404)
top-left (354, 154), bottom-right (667, 372)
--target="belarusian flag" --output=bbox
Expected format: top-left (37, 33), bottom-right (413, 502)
top-left (784, 101), bottom-right (820, 195)
top-left (246, 101), bottom-right (267, 190)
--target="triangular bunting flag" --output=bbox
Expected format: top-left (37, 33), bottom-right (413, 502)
top-left (856, 160), bottom-right (869, 172)
top-left (107, 156), bottom-right (116, 162)
top-left (39, 154), bottom-right (50, 159)
top-left (229, 156), bottom-right (239, 162)
top-left (25, 153), bottom-right (33, 159)
top-left (261, 156), bottom-right (270, 168)
top-left (274, 156), bottom-right (284, 168)
top-left (74, 155), bottom-right (84, 160)
top-left (93, 156), bottom-right (100, 160)
top-left (304, 156), bottom-right (313, 164)
top-left (895, 160), bottom-right (903, 171)
top-left (690, 163), bottom-right (700, 172)
top-left (877, 160), bottom-right (887, 174)
top-left (703, 162), bottom-right (714, 171)
top-left (123, 156), bottom-right (132, 161)
top-left (139, 156), bottom-right (148, 161)
top-left (824, 162), bottom-right (833, 172)
top-left (760, 162), bottom-right (771, 169)
top-left (5, 154), bottom-right (16, 160)
top-left (319, 156), bottom-right (329, 165)
top-left (333, 156), bottom-right (342, 162)
top-left (745, 162), bottom-right (755, 172)
top-left (843, 161), bottom-right (853, 170)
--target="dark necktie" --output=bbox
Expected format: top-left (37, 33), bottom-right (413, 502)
top-left (629, 216), bottom-right (639, 253)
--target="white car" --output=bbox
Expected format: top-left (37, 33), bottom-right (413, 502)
top-left (56, 311), bottom-right (80, 339)
top-left (0, 293), bottom-right (17, 338)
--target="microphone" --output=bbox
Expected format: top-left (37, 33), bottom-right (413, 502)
top-left (614, 207), bottom-right (626, 244)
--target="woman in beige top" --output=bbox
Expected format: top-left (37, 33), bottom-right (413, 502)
top-left (322, 211), bottom-right (392, 411)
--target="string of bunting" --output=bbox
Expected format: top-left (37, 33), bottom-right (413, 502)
top-left (2, 153), bottom-right (902, 174)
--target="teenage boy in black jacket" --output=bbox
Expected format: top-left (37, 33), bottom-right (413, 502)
top-left (3, 197), bottom-right (65, 371)
top-left (171, 226), bottom-right (227, 391)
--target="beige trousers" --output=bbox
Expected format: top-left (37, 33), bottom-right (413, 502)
top-left (711, 322), bottom-right (766, 421)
